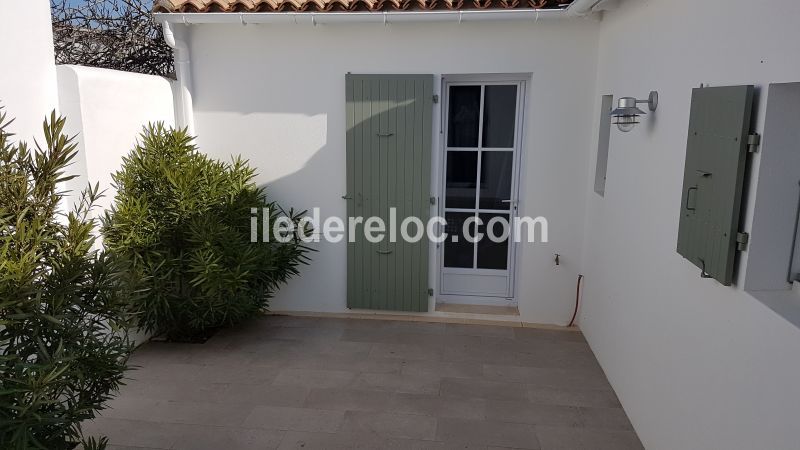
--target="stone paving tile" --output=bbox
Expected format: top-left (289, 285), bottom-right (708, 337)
top-left (84, 317), bottom-right (639, 449)
top-left (304, 388), bottom-right (396, 412)
top-left (242, 405), bottom-right (345, 432)
top-left (440, 377), bottom-right (528, 401)
top-left (386, 321), bottom-right (448, 335)
top-left (527, 386), bottom-right (622, 409)
top-left (82, 418), bottom-right (181, 449)
top-left (170, 425), bottom-right (285, 450)
top-left (534, 426), bottom-right (644, 450)
top-left (445, 323), bottom-right (516, 338)
top-left (350, 372), bottom-right (441, 394)
top-left (400, 360), bottom-right (484, 379)
top-left (281, 354), bottom-right (403, 374)
top-left (577, 407), bottom-right (636, 431)
top-left (106, 446), bottom-right (169, 450)
top-left (391, 393), bottom-right (486, 420)
top-left (513, 328), bottom-right (588, 344)
top-left (370, 342), bottom-right (444, 361)
top-left (117, 378), bottom-right (228, 403)
top-left (341, 328), bottom-right (448, 346)
top-left (144, 399), bottom-right (255, 427)
top-left (436, 418), bottom-right (540, 449)
top-left (484, 400), bottom-right (582, 427)
top-left (217, 383), bottom-right (310, 407)
top-left (483, 365), bottom-right (612, 391)
top-left (272, 367), bottom-right (358, 389)
top-left (340, 411), bottom-right (438, 440)
top-left (258, 324), bottom-right (345, 341)
top-left (275, 431), bottom-right (436, 450)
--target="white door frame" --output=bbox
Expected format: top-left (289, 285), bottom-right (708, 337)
top-left (433, 73), bottom-right (529, 306)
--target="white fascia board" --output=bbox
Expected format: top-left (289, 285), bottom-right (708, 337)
top-left (153, 9), bottom-right (569, 26)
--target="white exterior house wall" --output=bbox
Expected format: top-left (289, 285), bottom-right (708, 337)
top-left (56, 65), bottom-right (176, 211)
top-left (0, 0), bottom-right (58, 142)
top-left (186, 19), bottom-right (602, 324)
top-left (580, 0), bottom-right (800, 449)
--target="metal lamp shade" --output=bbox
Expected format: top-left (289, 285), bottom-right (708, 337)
top-left (610, 97), bottom-right (647, 117)
top-left (611, 97), bottom-right (647, 132)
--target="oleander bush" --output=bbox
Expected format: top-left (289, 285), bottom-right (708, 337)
top-left (101, 124), bottom-right (311, 341)
top-left (0, 110), bottom-right (132, 450)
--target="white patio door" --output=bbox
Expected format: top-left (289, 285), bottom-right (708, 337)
top-left (438, 78), bottom-right (525, 303)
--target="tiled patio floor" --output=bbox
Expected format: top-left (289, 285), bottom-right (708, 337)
top-left (85, 315), bottom-right (643, 450)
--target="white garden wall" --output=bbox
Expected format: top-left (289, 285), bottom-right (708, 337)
top-left (580, 0), bottom-right (800, 449)
top-left (0, 0), bottom-right (58, 141)
top-left (57, 66), bottom-right (175, 210)
top-left (187, 19), bottom-right (601, 324)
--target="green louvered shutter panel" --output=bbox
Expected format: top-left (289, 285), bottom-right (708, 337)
top-left (677, 85), bottom-right (754, 285)
top-left (345, 74), bottom-right (433, 312)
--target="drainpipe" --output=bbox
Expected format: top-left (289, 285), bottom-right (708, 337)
top-left (567, 0), bottom-right (604, 16)
top-left (162, 21), bottom-right (195, 136)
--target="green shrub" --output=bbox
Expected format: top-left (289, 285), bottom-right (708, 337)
top-left (101, 124), bottom-right (310, 340)
top-left (0, 110), bottom-right (132, 449)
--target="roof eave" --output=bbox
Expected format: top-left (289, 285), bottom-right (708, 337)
top-left (153, 7), bottom-right (572, 24)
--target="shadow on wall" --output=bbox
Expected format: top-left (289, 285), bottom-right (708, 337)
top-left (193, 76), bottom-right (420, 312)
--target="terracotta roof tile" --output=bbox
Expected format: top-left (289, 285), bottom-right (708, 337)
top-left (154, 0), bottom-right (573, 12)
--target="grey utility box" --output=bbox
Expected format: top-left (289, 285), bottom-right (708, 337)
top-left (677, 85), bottom-right (755, 286)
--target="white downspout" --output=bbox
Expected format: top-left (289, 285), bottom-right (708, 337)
top-left (567, 0), bottom-right (603, 16)
top-left (162, 21), bottom-right (195, 136)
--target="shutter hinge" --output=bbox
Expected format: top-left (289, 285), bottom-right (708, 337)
top-left (430, 196), bottom-right (436, 205)
top-left (736, 232), bottom-right (750, 251)
top-left (747, 133), bottom-right (761, 153)
top-left (428, 288), bottom-right (434, 296)
top-left (432, 94), bottom-right (439, 104)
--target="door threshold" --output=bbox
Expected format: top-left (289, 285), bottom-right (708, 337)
top-left (268, 310), bottom-right (578, 331)
top-left (435, 303), bottom-right (520, 316)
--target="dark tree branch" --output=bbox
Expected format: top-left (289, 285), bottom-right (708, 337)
top-left (51, 0), bottom-right (174, 78)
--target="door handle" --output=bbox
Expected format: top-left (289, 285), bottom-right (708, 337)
top-left (376, 132), bottom-right (394, 137)
top-left (685, 186), bottom-right (698, 211)
top-left (376, 250), bottom-right (393, 255)
top-left (501, 199), bottom-right (518, 211)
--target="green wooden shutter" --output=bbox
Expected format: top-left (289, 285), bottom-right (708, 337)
top-left (346, 74), bottom-right (433, 312)
top-left (677, 85), bottom-right (754, 285)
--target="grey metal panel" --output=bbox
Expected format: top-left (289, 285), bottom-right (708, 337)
top-left (677, 85), bottom-right (754, 285)
top-left (744, 83), bottom-right (800, 291)
top-left (594, 94), bottom-right (613, 196)
top-left (345, 74), bottom-right (433, 311)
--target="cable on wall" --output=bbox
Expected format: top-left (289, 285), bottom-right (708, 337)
top-left (568, 274), bottom-right (584, 327)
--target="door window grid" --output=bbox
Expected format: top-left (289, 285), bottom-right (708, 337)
top-left (443, 82), bottom-right (519, 270)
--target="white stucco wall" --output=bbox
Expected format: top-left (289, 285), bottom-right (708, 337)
top-left (57, 66), bottom-right (175, 210)
top-left (186, 18), bottom-right (601, 324)
top-left (580, 1), bottom-right (800, 449)
top-left (0, 0), bottom-right (58, 141)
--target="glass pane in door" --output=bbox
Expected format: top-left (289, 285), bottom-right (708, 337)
top-left (447, 85), bottom-right (481, 147)
top-left (445, 151), bottom-right (478, 209)
top-left (482, 85), bottom-right (517, 148)
top-left (478, 151), bottom-right (513, 210)
top-left (477, 213), bottom-right (510, 270)
top-left (444, 212), bottom-right (476, 268)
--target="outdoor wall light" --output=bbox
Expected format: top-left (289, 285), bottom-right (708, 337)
top-left (610, 91), bottom-right (659, 132)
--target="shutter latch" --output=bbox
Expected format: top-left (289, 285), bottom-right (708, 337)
top-left (747, 133), bottom-right (761, 153)
top-left (427, 288), bottom-right (434, 296)
top-left (736, 232), bottom-right (750, 251)
top-left (433, 94), bottom-right (439, 104)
